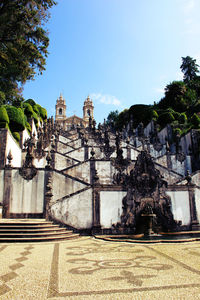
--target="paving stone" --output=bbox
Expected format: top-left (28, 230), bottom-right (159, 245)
top-left (0, 237), bottom-right (200, 299)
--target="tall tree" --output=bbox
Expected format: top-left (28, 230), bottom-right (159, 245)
top-left (106, 110), bottom-right (119, 127)
top-left (0, 0), bottom-right (56, 104)
top-left (180, 56), bottom-right (199, 83)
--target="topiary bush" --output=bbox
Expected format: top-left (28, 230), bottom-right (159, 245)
top-left (5, 105), bottom-right (25, 132)
top-left (25, 121), bottom-right (31, 134)
top-left (174, 127), bottom-right (182, 136)
top-left (0, 106), bottom-right (10, 128)
top-left (157, 111), bottom-right (175, 128)
top-left (151, 110), bottom-right (158, 120)
top-left (36, 104), bottom-right (47, 121)
top-left (33, 104), bottom-right (40, 116)
top-left (24, 99), bottom-right (37, 106)
top-left (32, 111), bottom-right (39, 126)
top-left (12, 131), bottom-right (20, 142)
top-left (191, 113), bottom-right (200, 128)
top-left (23, 103), bottom-right (34, 118)
top-left (179, 112), bottom-right (187, 124)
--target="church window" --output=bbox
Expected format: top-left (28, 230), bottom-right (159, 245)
top-left (59, 108), bottom-right (62, 115)
top-left (87, 109), bottom-right (90, 116)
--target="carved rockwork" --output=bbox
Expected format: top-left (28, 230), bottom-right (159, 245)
top-left (112, 151), bottom-right (178, 234)
top-left (19, 136), bottom-right (37, 180)
top-left (45, 172), bottom-right (53, 220)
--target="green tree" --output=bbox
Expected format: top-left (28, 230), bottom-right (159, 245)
top-left (0, 0), bottom-right (56, 103)
top-left (180, 56), bottom-right (199, 83)
top-left (158, 81), bottom-right (188, 112)
top-left (106, 110), bottom-right (119, 127)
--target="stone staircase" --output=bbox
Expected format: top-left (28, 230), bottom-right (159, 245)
top-left (0, 219), bottom-right (79, 242)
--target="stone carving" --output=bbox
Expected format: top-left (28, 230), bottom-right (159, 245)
top-left (6, 150), bottom-right (13, 168)
top-left (112, 151), bottom-right (178, 234)
top-left (100, 129), bottom-right (115, 160)
top-left (19, 136), bottom-right (37, 180)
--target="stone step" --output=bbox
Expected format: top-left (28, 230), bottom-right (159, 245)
top-left (0, 233), bottom-right (79, 243)
top-left (0, 224), bottom-right (60, 229)
top-left (0, 228), bottom-right (73, 233)
top-left (0, 219), bottom-right (79, 242)
top-left (0, 231), bottom-right (77, 238)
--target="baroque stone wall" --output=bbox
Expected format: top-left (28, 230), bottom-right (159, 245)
top-left (0, 116), bottom-right (200, 233)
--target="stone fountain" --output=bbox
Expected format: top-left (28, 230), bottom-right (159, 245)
top-left (112, 150), bottom-right (178, 235)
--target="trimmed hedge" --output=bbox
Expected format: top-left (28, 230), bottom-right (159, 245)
top-left (0, 106), bottom-right (9, 124)
top-left (179, 113), bottom-right (187, 124)
top-left (25, 121), bottom-right (31, 133)
top-left (0, 121), bottom-right (9, 129)
top-left (191, 113), bottom-right (200, 127)
top-left (23, 103), bottom-right (34, 117)
top-left (33, 104), bottom-right (40, 115)
top-left (157, 111), bottom-right (175, 128)
top-left (36, 104), bottom-right (47, 120)
top-left (32, 111), bottom-right (39, 126)
top-left (24, 99), bottom-right (37, 106)
top-left (5, 105), bottom-right (25, 132)
top-left (12, 132), bottom-right (20, 142)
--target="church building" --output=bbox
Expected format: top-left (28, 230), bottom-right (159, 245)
top-left (55, 94), bottom-right (94, 129)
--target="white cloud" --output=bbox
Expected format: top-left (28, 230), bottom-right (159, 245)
top-left (90, 93), bottom-right (122, 107)
top-left (182, 0), bottom-right (195, 14)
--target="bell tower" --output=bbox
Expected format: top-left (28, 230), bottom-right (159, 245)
top-left (83, 96), bottom-right (94, 123)
top-left (55, 94), bottom-right (66, 123)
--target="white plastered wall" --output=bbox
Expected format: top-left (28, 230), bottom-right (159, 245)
top-left (166, 190), bottom-right (190, 226)
top-left (67, 148), bottom-right (84, 161)
top-left (96, 161), bottom-right (112, 185)
top-left (50, 188), bottom-right (93, 229)
top-left (100, 191), bottom-right (126, 228)
top-left (6, 130), bottom-right (22, 167)
top-left (10, 170), bottom-right (44, 213)
top-left (52, 172), bottom-right (87, 201)
top-left (195, 188), bottom-right (200, 223)
top-left (64, 161), bottom-right (90, 183)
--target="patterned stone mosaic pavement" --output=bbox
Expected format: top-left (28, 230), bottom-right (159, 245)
top-left (0, 237), bottom-right (200, 299)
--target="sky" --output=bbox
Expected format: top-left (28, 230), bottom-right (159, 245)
top-left (23, 0), bottom-right (200, 124)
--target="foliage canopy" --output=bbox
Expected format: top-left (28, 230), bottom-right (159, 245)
top-left (0, 0), bottom-right (56, 104)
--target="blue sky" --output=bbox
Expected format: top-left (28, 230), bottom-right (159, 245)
top-left (23, 0), bottom-right (200, 124)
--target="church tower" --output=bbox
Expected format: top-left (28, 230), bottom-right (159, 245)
top-left (55, 94), bottom-right (66, 126)
top-left (83, 96), bottom-right (94, 123)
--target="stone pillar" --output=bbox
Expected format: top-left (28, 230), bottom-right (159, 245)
top-left (2, 167), bottom-right (12, 218)
top-left (92, 189), bottom-right (101, 233)
top-left (90, 158), bottom-right (101, 233)
top-left (84, 145), bottom-right (88, 160)
top-left (188, 186), bottom-right (200, 230)
top-left (0, 129), bottom-right (8, 168)
top-left (166, 153), bottom-right (172, 170)
top-left (127, 144), bottom-right (131, 160)
top-left (44, 170), bottom-right (53, 220)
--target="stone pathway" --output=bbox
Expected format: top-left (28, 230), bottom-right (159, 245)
top-left (0, 237), bottom-right (200, 299)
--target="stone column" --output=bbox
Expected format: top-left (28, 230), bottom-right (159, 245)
top-left (92, 189), bottom-right (101, 234)
top-left (2, 167), bottom-right (12, 218)
top-left (90, 157), bottom-right (101, 234)
top-left (188, 186), bottom-right (200, 230)
top-left (44, 170), bottom-right (53, 220)
top-left (84, 145), bottom-right (88, 160)
top-left (0, 129), bottom-right (8, 168)
top-left (127, 144), bottom-right (131, 160)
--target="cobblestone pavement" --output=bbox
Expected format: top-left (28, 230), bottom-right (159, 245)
top-left (0, 237), bottom-right (200, 299)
